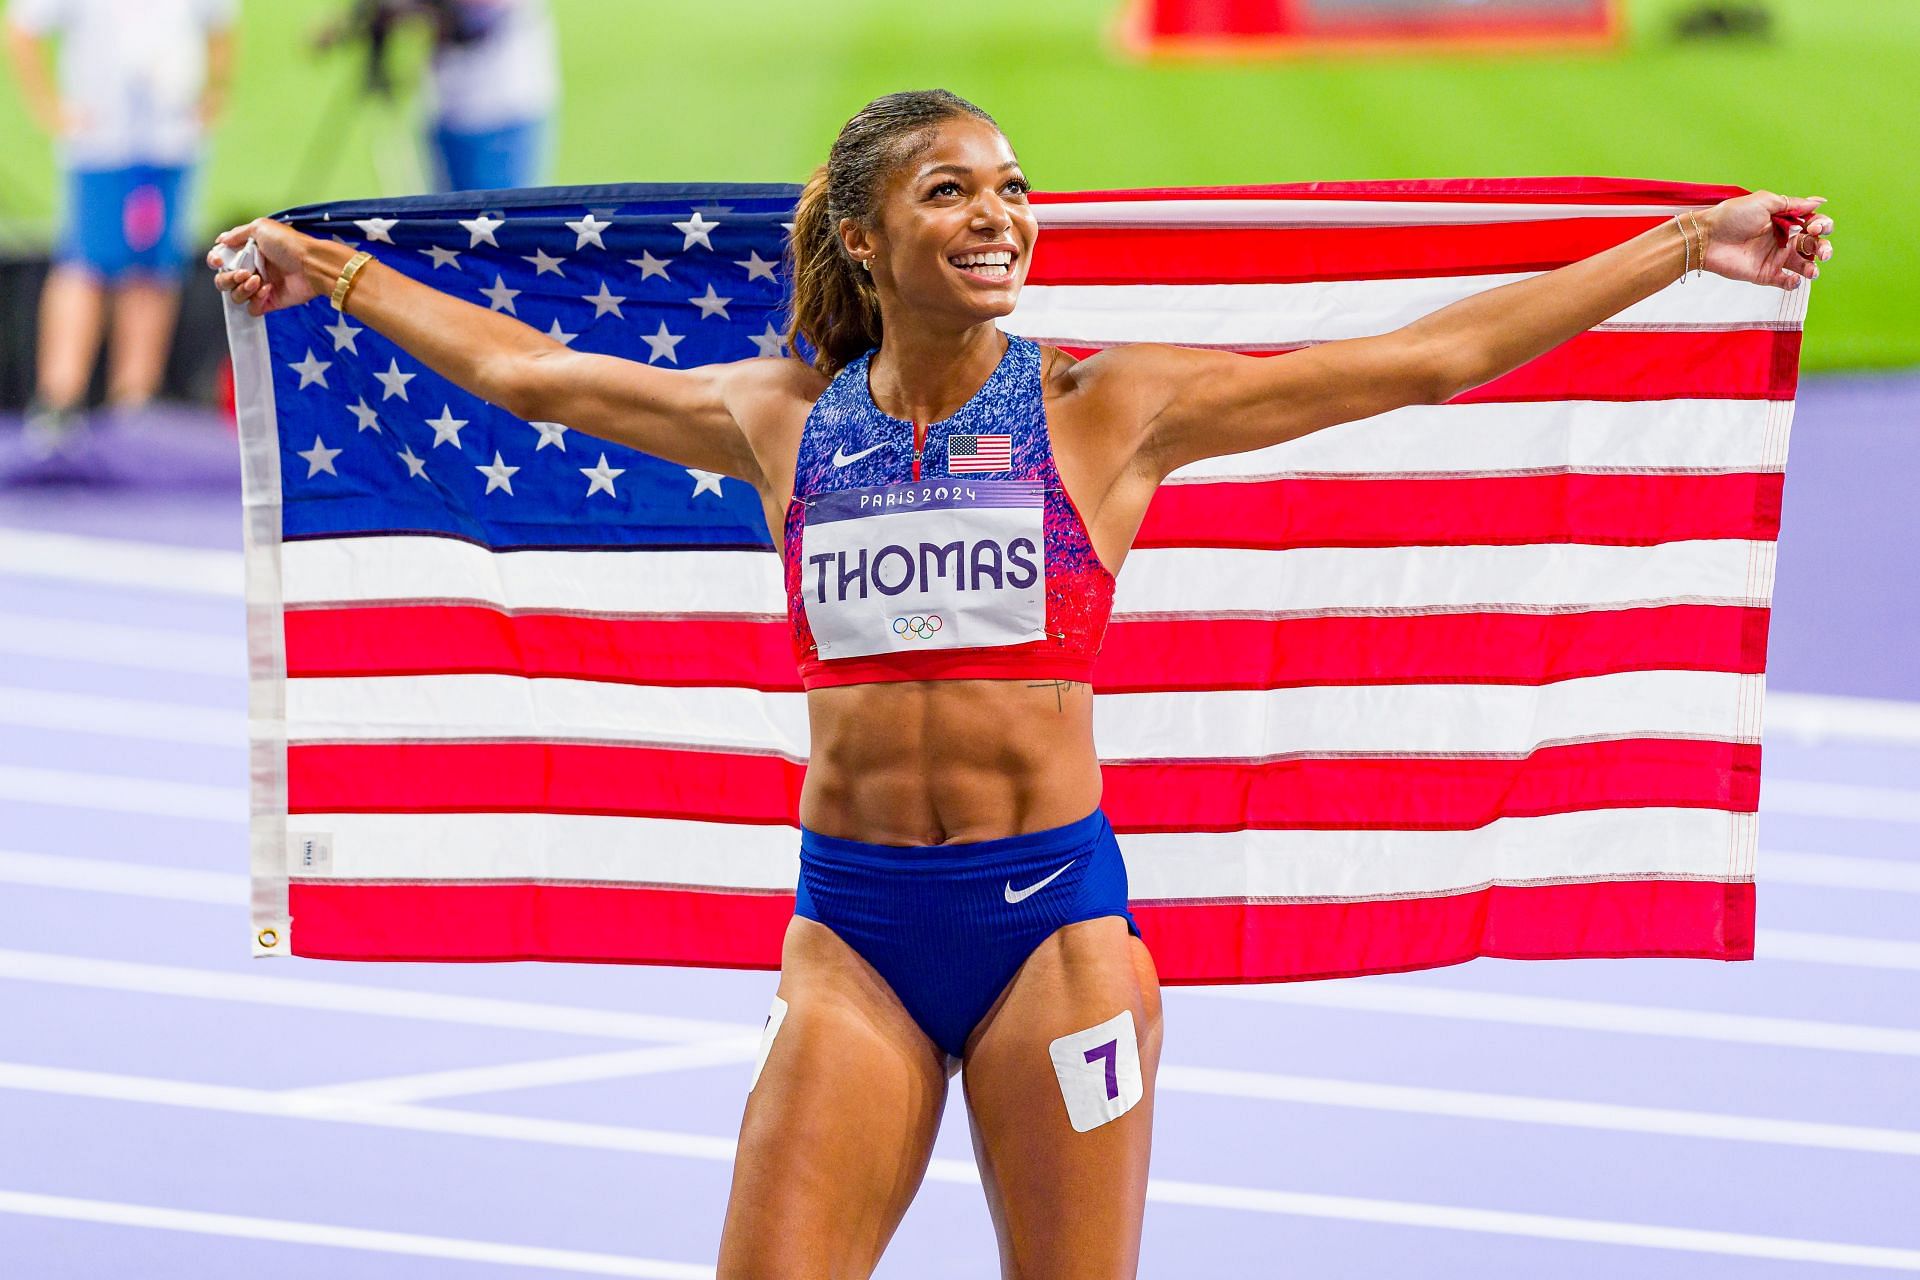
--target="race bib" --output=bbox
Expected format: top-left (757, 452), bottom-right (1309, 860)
top-left (800, 479), bottom-right (1046, 659)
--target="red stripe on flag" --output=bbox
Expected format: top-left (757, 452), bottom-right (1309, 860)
top-left (286, 878), bottom-right (1753, 976)
top-left (1031, 177), bottom-right (1750, 207)
top-left (285, 602), bottom-right (1770, 692)
top-left (1027, 217), bottom-right (1672, 286)
top-left (1057, 330), bottom-right (1801, 402)
top-left (287, 737), bottom-right (1758, 828)
top-left (1138, 471), bottom-right (1783, 550)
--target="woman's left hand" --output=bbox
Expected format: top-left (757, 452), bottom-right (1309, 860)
top-left (1700, 191), bottom-right (1833, 290)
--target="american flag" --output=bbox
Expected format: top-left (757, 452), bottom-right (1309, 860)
top-left (947, 433), bottom-right (1013, 473)
top-left (225, 178), bottom-right (1799, 979)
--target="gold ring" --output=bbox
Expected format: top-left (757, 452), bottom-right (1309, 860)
top-left (1794, 232), bottom-right (1821, 261)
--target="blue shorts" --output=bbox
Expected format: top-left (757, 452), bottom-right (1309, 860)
top-left (56, 165), bottom-right (194, 281)
top-left (795, 807), bottom-right (1141, 1057)
top-left (429, 118), bottom-right (548, 193)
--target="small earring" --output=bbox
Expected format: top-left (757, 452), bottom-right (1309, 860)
top-left (861, 259), bottom-right (873, 272)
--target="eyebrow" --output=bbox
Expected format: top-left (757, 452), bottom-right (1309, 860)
top-left (919, 161), bottom-right (1022, 179)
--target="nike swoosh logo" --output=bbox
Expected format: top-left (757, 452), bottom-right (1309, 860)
top-left (832, 442), bottom-right (887, 468)
top-left (1004, 859), bottom-right (1076, 904)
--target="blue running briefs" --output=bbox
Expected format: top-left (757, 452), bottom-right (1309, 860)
top-left (794, 808), bottom-right (1141, 1057)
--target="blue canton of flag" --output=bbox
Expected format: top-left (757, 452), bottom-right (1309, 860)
top-left (267, 184), bottom-right (802, 550)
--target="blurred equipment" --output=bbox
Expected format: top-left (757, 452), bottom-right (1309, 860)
top-left (1672, 2), bottom-right (1774, 41)
top-left (1121, 0), bottom-right (1619, 57)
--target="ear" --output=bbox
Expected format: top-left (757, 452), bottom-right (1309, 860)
top-left (838, 216), bottom-right (879, 272)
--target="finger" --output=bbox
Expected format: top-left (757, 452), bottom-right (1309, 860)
top-left (215, 223), bottom-right (253, 248)
top-left (1810, 215), bottom-right (1834, 236)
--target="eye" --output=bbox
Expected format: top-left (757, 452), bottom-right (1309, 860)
top-left (1004, 178), bottom-right (1031, 196)
top-left (928, 180), bottom-right (961, 198)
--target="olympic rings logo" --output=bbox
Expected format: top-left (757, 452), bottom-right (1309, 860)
top-left (891, 614), bottom-right (944, 640)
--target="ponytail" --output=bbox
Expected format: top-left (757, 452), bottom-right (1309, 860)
top-left (786, 164), bottom-right (881, 377)
top-left (784, 90), bottom-right (999, 378)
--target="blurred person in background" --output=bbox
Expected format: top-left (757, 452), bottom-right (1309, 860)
top-left (5, 0), bottom-right (236, 453)
top-left (425, 0), bottom-right (556, 192)
top-left (320, 0), bottom-right (557, 193)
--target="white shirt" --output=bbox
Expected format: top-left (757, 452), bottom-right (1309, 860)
top-left (8, 0), bottom-right (235, 169)
top-left (430, 0), bottom-right (557, 133)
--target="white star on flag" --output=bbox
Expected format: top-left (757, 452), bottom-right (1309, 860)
top-left (460, 213), bottom-right (504, 248)
top-left (289, 350), bottom-right (331, 389)
top-left (420, 244), bottom-right (462, 269)
top-left (374, 359), bottom-right (415, 401)
top-left (567, 213), bottom-right (612, 250)
top-left (689, 284), bottom-right (732, 320)
top-left (582, 280), bottom-right (626, 318)
top-left (734, 251), bottom-right (778, 282)
top-left (347, 398), bottom-right (381, 432)
top-left (476, 451), bottom-right (520, 495)
top-left (686, 468), bottom-right (725, 498)
top-left (325, 316), bottom-right (361, 354)
top-left (546, 319), bottom-right (578, 346)
top-left (530, 420), bottom-right (569, 451)
top-left (748, 323), bottom-right (785, 358)
top-left (628, 250), bottom-right (670, 281)
top-left (297, 435), bottom-right (342, 477)
top-left (642, 322), bottom-right (685, 364)
top-left (397, 443), bottom-right (428, 478)
top-left (426, 405), bottom-right (469, 448)
top-left (481, 275), bottom-right (521, 314)
top-left (673, 210), bottom-right (719, 250)
top-left (580, 453), bottom-right (626, 497)
top-left (521, 248), bottom-right (567, 277)
top-left (353, 218), bottom-right (397, 244)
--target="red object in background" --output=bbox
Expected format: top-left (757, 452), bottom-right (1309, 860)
top-left (1121, 0), bottom-right (1619, 57)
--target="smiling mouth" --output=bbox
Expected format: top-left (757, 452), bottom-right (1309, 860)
top-left (947, 250), bottom-right (1017, 281)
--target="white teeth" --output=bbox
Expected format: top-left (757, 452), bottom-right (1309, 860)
top-left (950, 250), bottom-right (1014, 268)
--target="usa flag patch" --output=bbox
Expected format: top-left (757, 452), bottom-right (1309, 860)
top-left (947, 433), bottom-right (1012, 473)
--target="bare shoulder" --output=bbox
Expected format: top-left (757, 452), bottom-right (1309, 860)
top-left (714, 354), bottom-right (829, 497)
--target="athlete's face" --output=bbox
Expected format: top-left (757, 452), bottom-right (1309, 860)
top-left (853, 117), bottom-right (1037, 325)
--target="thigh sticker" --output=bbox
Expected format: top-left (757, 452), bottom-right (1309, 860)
top-left (749, 994), bottom-right (789, 1092)
top-left (1047, 1009), bottom-right (1143, 1133)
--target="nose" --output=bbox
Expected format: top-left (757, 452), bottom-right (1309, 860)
top-left (969, 187), bottom-right (1012, 233)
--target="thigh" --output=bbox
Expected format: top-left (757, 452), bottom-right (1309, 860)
top-left (961, 917), bottom-right (1163, 1280)
top-left (717, 915), bottom-right (952, 1280)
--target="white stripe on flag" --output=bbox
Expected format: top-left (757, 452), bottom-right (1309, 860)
top-left (1009, 274), bottom-right (1787, 345)
top-left (284, 668), bottom-right (1760, 758)
top-left (282, 536), bottom-right (1778, 616)
top-left (1032, 199), bottom-right (1707, 228)
top-left (289, 807), bottom-right (1750, 899)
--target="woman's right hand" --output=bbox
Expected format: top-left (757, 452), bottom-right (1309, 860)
top-left (207, 218), bottom-right (322, 317)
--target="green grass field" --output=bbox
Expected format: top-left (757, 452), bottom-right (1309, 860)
top-left (0, 0), bottom-right (1911, 370)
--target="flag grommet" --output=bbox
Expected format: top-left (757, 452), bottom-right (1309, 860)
top-left (256, 928), bottom-right (280, 949)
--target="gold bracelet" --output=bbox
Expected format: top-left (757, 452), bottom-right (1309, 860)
top-left (330, 250), bottom-right (375, 312)
top-left (1675, 215), bottom-right (1693, 282)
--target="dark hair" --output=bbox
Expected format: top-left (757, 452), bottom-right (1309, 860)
top-left (785, 90), bottom-right (999, 376)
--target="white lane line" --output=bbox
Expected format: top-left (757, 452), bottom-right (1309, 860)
top-left (0, 766), bottom-right (244, 822)
top-left (0, 612), bottom-right (242, 676)
top-left (0, 765), bottom-right (245, 822)
top-left (1766, 849), bottom-right (1920, 895)
top-left (7, 947), bottom-right (1920, 1154)
top-left (291, 1040), bottom-right (762, 1105)
top-left (0, 948), bottom-right (747, 1044)
top-left (1158, 1066), bottom-right (1920, 1156)
top-left (0, 1190), bottom-right (712, 1279)
top-left (1182, 982), bottom-right (1920, 1056)
top-left (0, 530), bottom-right (242, 597)
top-left (1768, 691), bottom-right (1920, 747)
top-left (5, 1063), bottom-right (1919, 1270)
top-left (0, 850), bottom-right (243, 903)
top-left (0, 687), bottom-right (244, 747)
top-left (1758, 930), bottom-right (1920, 972)
top-left (1764, 778), bottom-right (1920, 824)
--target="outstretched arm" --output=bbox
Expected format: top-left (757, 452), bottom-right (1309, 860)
top-left (1112, 191), bottom-right (1833, 478)
top-left (208, 219), bottom-right (772, 486)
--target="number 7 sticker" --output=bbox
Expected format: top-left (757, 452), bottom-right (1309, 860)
top-left (1047, 1009), bottom-right (1143, 1132)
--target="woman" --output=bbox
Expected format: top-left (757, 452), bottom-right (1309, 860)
top-left (210, 89), bottom-right (1832, 1280)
